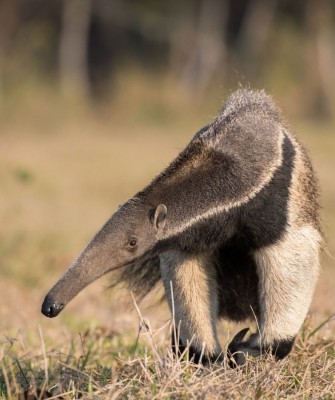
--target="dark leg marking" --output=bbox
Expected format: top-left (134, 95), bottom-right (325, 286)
top-left (171, 334), bottom-right (186, 358)
top-left (227, 329), bottom-right (296, 367)
top-left (171, 334), bottom-right (223, 364)
top-left (271, 337), bottom-right (296, 360)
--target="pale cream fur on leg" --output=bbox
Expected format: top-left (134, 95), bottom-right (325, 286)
top-left (253, 225), bottom-right (321, 346)
top-left (159, 250), bottom-right (221, 357)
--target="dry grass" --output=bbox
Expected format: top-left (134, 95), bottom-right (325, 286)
top-left (1, 306), bottom-right (335, 399)
top-left (0, 83), bottom-right (335, 398)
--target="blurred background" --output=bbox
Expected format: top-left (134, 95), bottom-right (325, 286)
top-left (0, 0), bottom-right (334, 346)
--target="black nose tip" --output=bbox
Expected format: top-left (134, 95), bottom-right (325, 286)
top-left (41, 296), bottom-right (65, 318)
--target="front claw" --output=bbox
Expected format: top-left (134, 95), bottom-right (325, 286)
top-left (227, 327), bottom-right (250, 368)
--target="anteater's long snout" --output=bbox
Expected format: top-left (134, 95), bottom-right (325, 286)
top-left (41, 216), bottom-right (126, 319)
top-left (41, 230), bottom-right (116, 319)
top-left (41, 295), bottom-right (65, 318)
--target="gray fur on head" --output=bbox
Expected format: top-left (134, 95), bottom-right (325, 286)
top-left (42, 89), bottom-right (322, 365)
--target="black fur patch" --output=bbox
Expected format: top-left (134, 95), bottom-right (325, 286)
top-left (171, 335), bottom-right (186, 358)
top-left (238, 133), bottom-right (295, 249)
top-left (171, 335), bottom-right (223, 365)
top-left (216, 239), bottom-right (259, 321)
top-left (270, 337), bottom-right (296, 360)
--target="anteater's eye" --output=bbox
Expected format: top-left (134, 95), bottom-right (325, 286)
top-left (128, 238), bottom-right (138, 248)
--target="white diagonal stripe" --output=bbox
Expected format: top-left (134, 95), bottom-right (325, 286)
top-left (164, 129), bottom-right (285, 239)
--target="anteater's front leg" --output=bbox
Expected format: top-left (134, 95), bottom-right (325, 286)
top-left (228, 226), bottom-right (321, 366)
top-left (160, 250), bottom-right (222, 364)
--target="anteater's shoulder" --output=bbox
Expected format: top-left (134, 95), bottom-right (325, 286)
top-left (218, 89), bottom-right (281, 124)
top-left (194, 89), bottom-right (283, 144)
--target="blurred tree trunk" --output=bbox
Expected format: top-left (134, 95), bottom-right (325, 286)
top-left (236, 0), bottom-right (277, 76)
top-left (59, 0), bottom-right (92, 100)
top-left (305, 0), bottom-right (335, 119)
top-left (0, 1), bottom-right (18, 110)
top-left (170, 0), bottom-right (228, 96)
top-left (317, 30), bottom-right (335, 119)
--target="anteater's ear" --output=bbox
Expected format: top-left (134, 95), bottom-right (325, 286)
top-left (153, 204), bottom-right (167, 230)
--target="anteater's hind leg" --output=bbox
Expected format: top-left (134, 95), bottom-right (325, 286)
top-left (159, 250), bottom-right (222, 364)
top-left (229, 226), bottom-right (321, 366)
